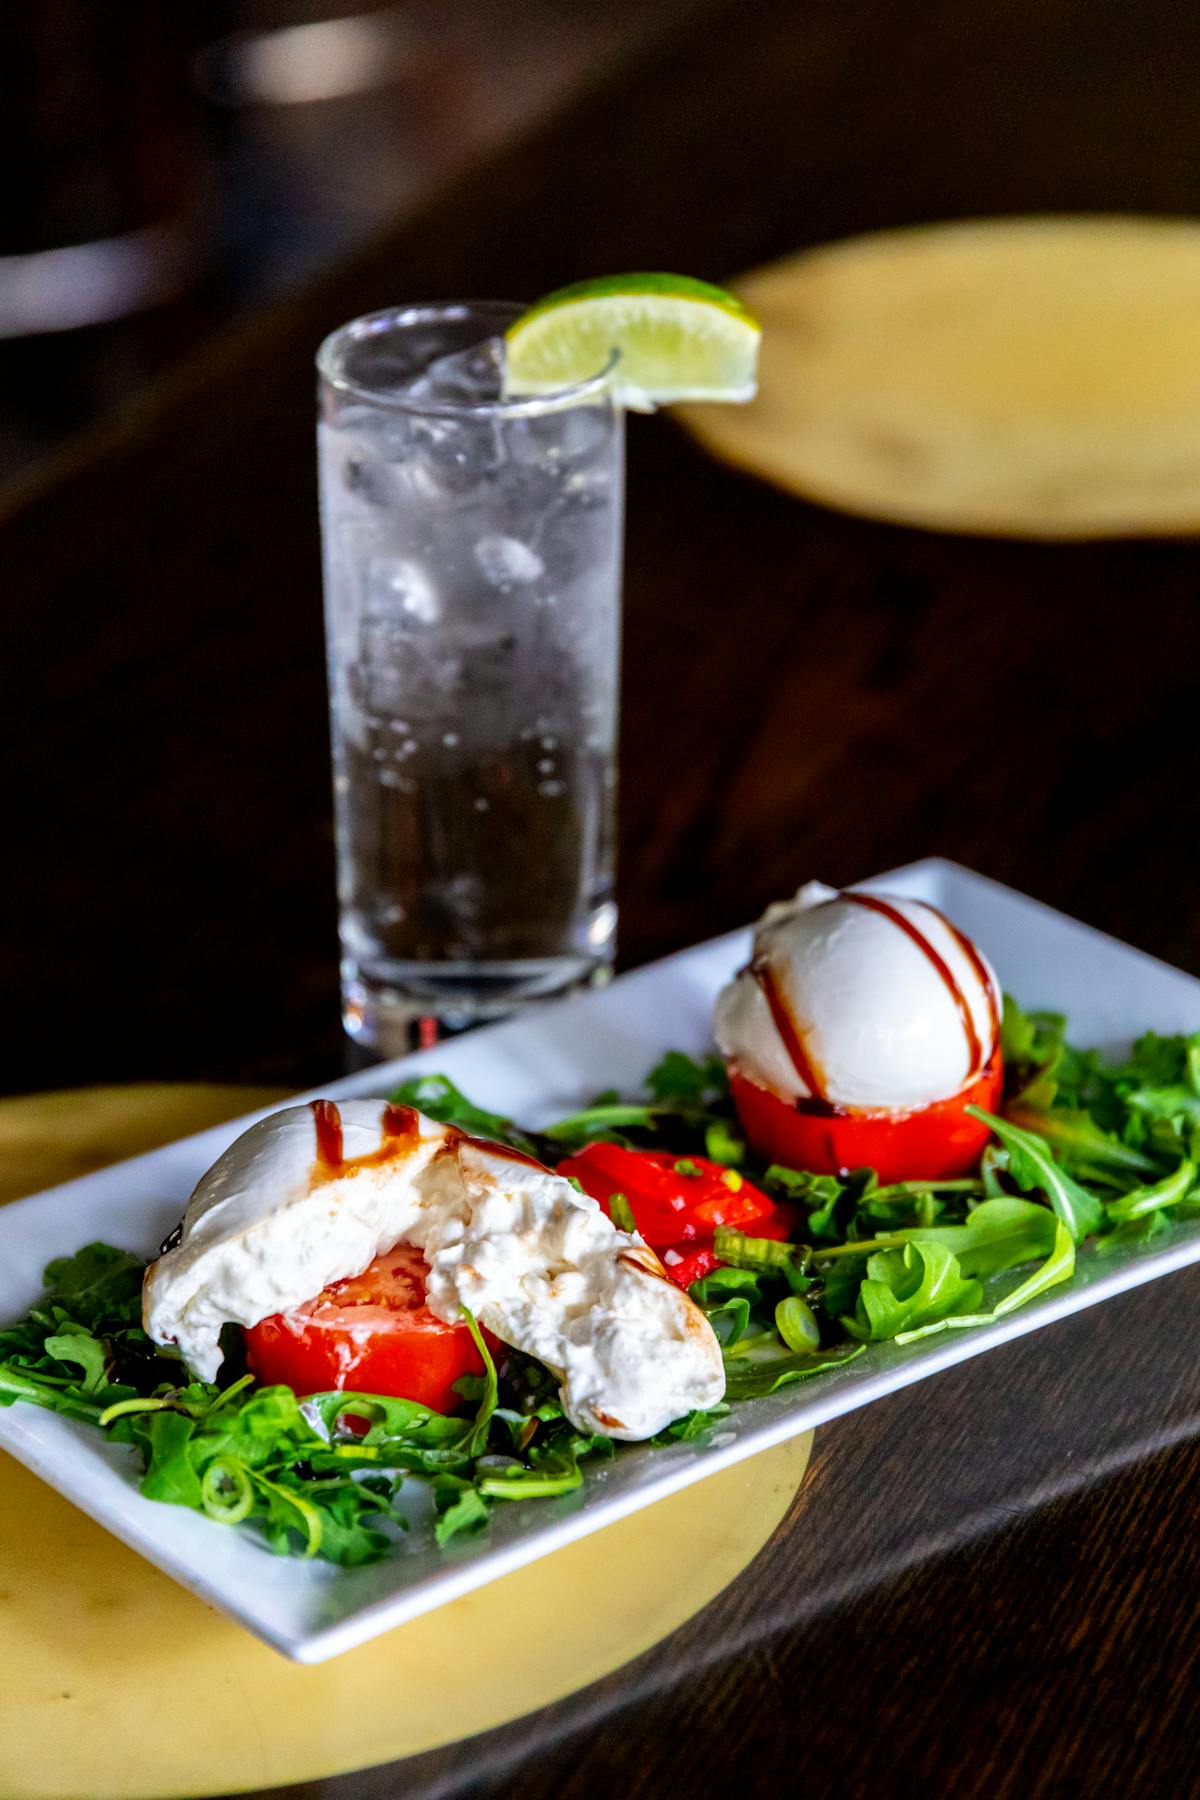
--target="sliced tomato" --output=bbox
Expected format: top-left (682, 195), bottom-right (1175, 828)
top-left (558, 1144), bottom-right (790, 1288)
top-left (243, 1242), bottom-right (487, 1414)
top-left (728, 1047), bottom-right (1004, 1186)
top-left (557, 1143), bottom-right (778, 1245)
top-left (656, 1200), bottom-right (799, 1290)
top-left (659, 1244), bottom-right (723, 1289)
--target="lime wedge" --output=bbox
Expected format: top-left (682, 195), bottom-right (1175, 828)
top-left (504, 273), bottom-right (760, 411)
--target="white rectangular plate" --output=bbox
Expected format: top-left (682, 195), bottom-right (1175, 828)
top-left (4, 858), bottom-right (1200, 1662)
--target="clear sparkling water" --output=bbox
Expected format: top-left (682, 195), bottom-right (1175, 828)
top-left (319, 336), bottom-right (623, 1048)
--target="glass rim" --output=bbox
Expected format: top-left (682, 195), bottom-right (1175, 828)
top-left (316, 300), bottom-right (618, 419)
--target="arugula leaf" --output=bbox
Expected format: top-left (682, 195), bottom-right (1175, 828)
top-left (0, 1361), bottom-right (107, 1423)
top-left (818, 1253), bottom-right (868, 1323)
top-left (1004, 1018), bottom-right (1200, 1192)
top-left (808, 1197), bottom-right (1077, 1344)
top-left (119, 1383), bottom-right (414, 1563)
top-left (252, 1470), bottom-right (325, 1558)
top-left (542, 1050), bottom-right (736, 1154)
top-left (895, 1217), bottom-right (1075, 1343)
top-left (653, 1405), bottom-right (731, 1443)
top-left (41, 1243), bottom-right (145, 1319)
top-left (689, 1267), bottom-right (762, 1306)
top-left (479, 1425), bottom-right (611, 1499)
top-left (967, 1108), bottom-right (1104, 1240)
top-left (1105, 1159), bottom-right (1197, 1222)
top-left (1093, 1211), bottom-right (1173, 1256)
top-left (307, 1389), bottom-right (467, 1454)
top-left (765, 1165), bottom-right (844, 1202)
top-left (884, 1196), bottom-right (1066, 1279)
top-left (1124, 1085), bottom-right (1200, 1125)
top-left (434, 1479), bottom-right (492, 1545)
top-left (845, 1241), bottom-right (983, 1341)
top-left (1125, 1032), bottom-right (1195, 1087)
top-left (474, 1457), bottom-right (581, 1501)
top-left (458, 1310), bottom-right (499, 1459)
top-left (702, 1294), bottom-right (755, 1349)
top-left (761, 1164), bottom-right (974, 1242)
top-left (136, 1411), bottom-right (208, 1509)
top-left (645, 1050), bottom-right (728, 1107)
top-left (1003, 1105), bottom-right (1160, 1180)
top-left (688, 1267), bottom-right (763, 1348)
top-left (540, 1102), bottom-right (667, 1146)
top-left (0, 1241), bottom-right (175, 1428)
top-left (723, 1344), bottom-right (864, 1399)
top-left (41, 1327), bottom-right (108, 1395)
top-left (295, 1480), bottom-right (395, 1565)
top-left (764, 1165), bottom-right (849, 1238)
top-left (1001, 998), bottom-right (1146, 1131)
top-left (1001, 995), bottom-right (1067, 1068)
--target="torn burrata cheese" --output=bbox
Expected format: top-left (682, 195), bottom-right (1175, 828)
top-left (142, 1099), bottom-right (724, 1440)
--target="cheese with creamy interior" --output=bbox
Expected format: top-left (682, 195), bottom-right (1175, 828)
top-left (142, 1100), bottom-right (724, 1440)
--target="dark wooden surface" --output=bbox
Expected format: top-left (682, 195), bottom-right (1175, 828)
top-left (6, 0), bottom-right (1200, 1793)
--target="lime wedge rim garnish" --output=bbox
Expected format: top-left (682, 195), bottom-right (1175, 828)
top-left (503, 273), bottom-right (761, 411)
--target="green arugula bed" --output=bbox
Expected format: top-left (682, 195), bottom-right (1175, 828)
top-left (3, 998), bottom-right (1198, 1565)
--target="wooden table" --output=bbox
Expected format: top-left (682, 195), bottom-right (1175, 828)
top-left (6, 0), bottom-right (1200, 1792)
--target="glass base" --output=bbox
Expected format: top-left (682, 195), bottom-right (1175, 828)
top-left (341, 955), bottom-right (614, 1059)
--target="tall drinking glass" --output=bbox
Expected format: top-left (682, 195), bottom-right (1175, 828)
top-left (317, 302), bottom-right (623, 1056)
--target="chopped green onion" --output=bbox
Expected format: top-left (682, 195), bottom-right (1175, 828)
top-left (542, 1103), bottom-right (665, 1141)
top-left (722, 1169), bottom-right (744, 1191)
top-left (200, 1459), bottom-right (255, 1526)
top-left (478, 1469), bottom-right (583, 1499)
top-left (705, 1119), bottom-right (745, 1166)
top-left (712, 1227), bottom-right (809, 1289)
top-left (673, 1159), bottom-right (704, 1178)
top-left (98, 1395), bottom-right (177, 1427)
top-left (608, 1192), bottom-right (637, 1233)
top-left (775, 1295), bottom-right (820, 1353)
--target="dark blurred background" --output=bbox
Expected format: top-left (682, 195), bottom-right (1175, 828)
top-left (0, 0), bottom-right (704, 488)
top-left (8, 0), bottom-right (1200, 1099)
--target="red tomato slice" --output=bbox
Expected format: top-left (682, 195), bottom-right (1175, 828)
top-left (656, 1203), bottom-right (799, 1291)
top-left (557, 1143), bottom-right (777, 1246)
top-left (659, 1244), bottom-right (724, 1289)
top-left (243, 1242), bottom-right (487, 1414)
top-left (728, 1047), bottom-right (1004, 1185)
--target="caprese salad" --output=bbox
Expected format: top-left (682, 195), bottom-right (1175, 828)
top-left (3, 881), bottom-right (1198, 1566)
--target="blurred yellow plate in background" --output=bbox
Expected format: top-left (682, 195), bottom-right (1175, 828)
top-left (679, 215), bottom-right (1200, 538)
top-left (0, 1436), bottom-right (809, 1798)
top-left (0, 1084), bottom-right (294, 1204)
